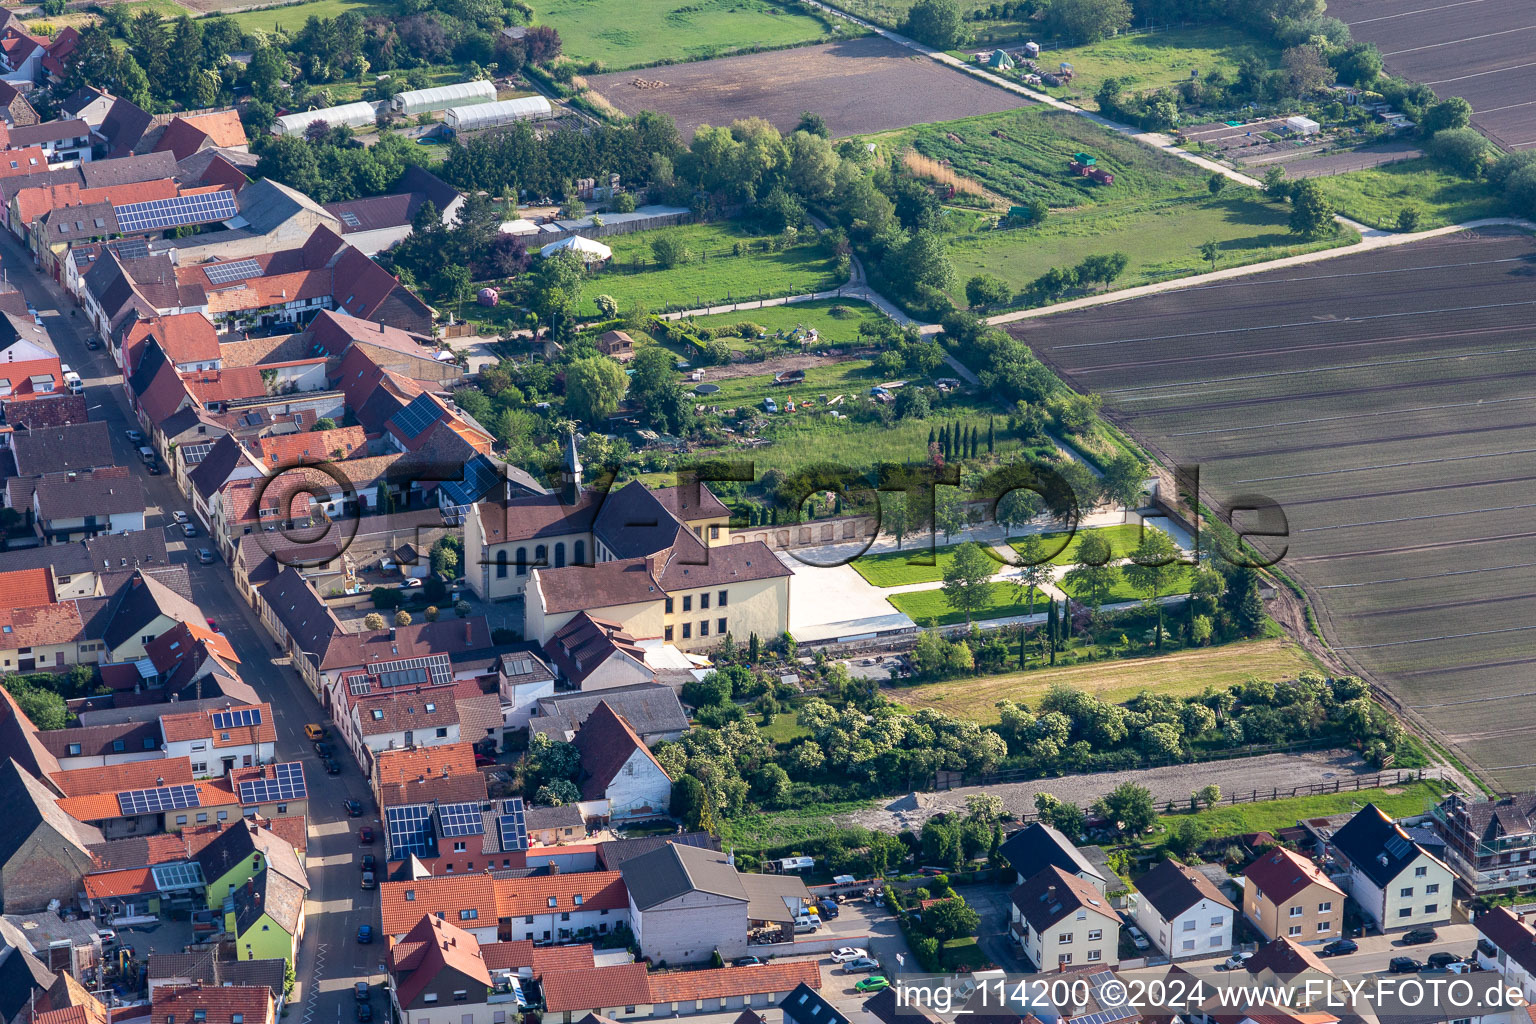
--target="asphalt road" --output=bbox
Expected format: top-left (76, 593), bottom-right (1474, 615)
top-left (0, 233), bottom-right (381, 1022)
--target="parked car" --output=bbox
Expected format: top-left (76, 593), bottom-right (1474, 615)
top-left (354, 983), bottom-right (369, 1002)
top-left (146, 462), bottom-right (161, 475)
top-left (401, 577), bottom-right (422, 588)
top-left (1322, 939), bottom-right (1358, 957)
top-left (344, 799), bottom-right (362, 817)
top-left (358, 826), bottom-right (374, 844)
top-left (817, 898), bottom-right (840, 919)
top-left (831, 948), bottom-right (869, 963)
top-left (171, 511), bottom-right (189, 523)
top-left (1128, 925), bottom-right (1151, 952)
top-left (197, 549), bottom-right (215, 565)
top-left (360, 871), bottom-right (375, 890)
top-left (205, 618), bottom-right (220, 632)
top-left (854, 977), bottom-right (890, 993)
top-left (356, 1006), bottom-right (372, 1023)
top-left (474, 753), bottom-right (496, 767)
top-left (843, 957), bottom-right (880, 974)
top-left (124, 429), bottom-right (143, 443)
top-left (1389, 957), bottom-right (1422, 974)
top-left (324, 759), bottom-right (341, 775)
top-left (316, 741), bottom-right (334, 758)
top-left (361, 854), bottom-right (376, 872)
top-left (181, 523), bottom-right (197, 537)
top-left (1221, 952), bottom-right (1253, 971)
top-left (356, 925), bottom-right (373, 944)
top-left (733, 957), bottom-right (762, 967)
top-left (1402, 928), bottom-right (1439, 946)
top-left (1426, 952), bottom-right (1460, 969)
top-left (304, 724), bottom-right (327, 740)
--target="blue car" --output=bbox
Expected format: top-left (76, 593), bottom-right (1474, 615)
top-left (357, 925), bottom-right (373, 944)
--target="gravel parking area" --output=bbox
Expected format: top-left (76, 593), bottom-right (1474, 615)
top-left (839, 748), bottom-right (1369, 832)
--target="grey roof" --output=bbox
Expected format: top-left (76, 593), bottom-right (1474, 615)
top-left (525, 803), bottom-right (583, 831)
top-left (102, 570), bottom-right (204, 651)
top-left (85, 528), bottom-right (169, 570)
top-left (999, 822), bottom-right (1104, 883)
top-left (0, 942), bottom-right (55, 1023)
top-left (236, 177), bottom-right (335, 234)
top-left (1135, 858), bottom-right (1235, 921)
top-left (146, 950), bottom-right (285, 997)
top-left (0, 689), bottom-right (59, 782)
top-left (0, 758), bottom-right (102, 871)
top-left (530, 683), bottom-right (687, 740)
top-left (186, 434), bottom-right (252, 501)
top-left (33, 468), bottom-right (146, 521)
top-left (81, 150), bottom-right (176, 189)
top-left (596, 832), bottom-right (719, 871)
top-left (1331, 802), bottom-right (1435, 888)
top-left (620, 842), bottom-right (746, 911)
top-left (782, 984), bottom-right (850, 1024)
top-left (398, 165), bottom-right (461, 213)
top-left (11, 420), bottom-right (114, 476)
top-left (259, 566), bottom-right (342, 665)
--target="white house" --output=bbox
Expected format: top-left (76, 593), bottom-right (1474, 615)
top-left (496, 651), bottom-right (557, 729)
top-left (571, 701), bottom-right (670, 821)
top-left (159, 703), bottom-right (277, 775)
top-left (1330, 803), bottom-right (1455, 931)
top-left (1477, 906), bottom-right (1536, 1005)
top-left (350, 688), bottom-right (462, 771)
top-left (1009, 865), bottom-right (1120, 971)
top-left (1132, 859), bottom-right (1235, 960)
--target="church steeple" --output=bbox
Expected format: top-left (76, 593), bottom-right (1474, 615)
top-left (560, 430), bottom-right (582, 506)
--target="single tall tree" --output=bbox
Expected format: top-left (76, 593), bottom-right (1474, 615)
top-left (1063, 530), bottom-right (1117, 613)
top-left (884, 491), bottom-right (911, 549)
top-left (941, 542), bottom-right (994, 625)
top-left (1013, 534), bottom-right (1053, 616)
top-left (1123, 527), bottom-right (1183, 648)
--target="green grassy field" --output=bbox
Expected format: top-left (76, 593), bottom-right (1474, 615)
top-left (1151, 780), bottom-right (1446, 842)
top-left (757, 709), bottom-right (811, 745)
top-left (706, 358), bottom-right (891, 410)
top-left (229, 0), bottom-right (387, 33)
top-left (533, 0), bottom-right (843, 70)
top-left (895, 638), bottom-right (1318, 722)
top-left (582, 222), bottom-right (846, 316)
top-left (1057, 563), bottom-right (1193, 604)
top-left (648, 299), bottom-right (886, 351)
top-left (946, 195), bottom-right (1355, 309)
top-left (738, 401), bottom-right (1016, 476)
top-left (1002, 27), bottom-right (1281, 110)
top-left (889, 580), bottom-right (1036, 626)
top-left (1014, 523), bottom-right (1148, 566)
top-left (1311, 158), bottom-right (1506, 230)
top-left (851, 524), bottom-right (1143, 587)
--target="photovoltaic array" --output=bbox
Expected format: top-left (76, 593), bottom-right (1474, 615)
top-left (213, 707), bottom-right (263, 729)
top-left (390, 393), bottom-right (442, 440)
top-left (237, 762), bottom-right (307, 805)
top-left (438, 801), bottom-right (486, 837)
top-left (202, 259), bottom-right (263, 285)
top-left (115, 191), bottom-right (237, 234)
top-left (386, 803), bottom-right (436, 857)
top-left (117, 783), bottom-right (201, 815)
top-left (498, 797), bottom-right (528, 852)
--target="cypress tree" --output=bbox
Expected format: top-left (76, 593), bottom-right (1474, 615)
top-left (988, 417), bottom-right (995, 453)
top-left (1059, 598), bottom-right (1070, 645)
top-left (770, 507), bottom-right (778, 525)
top-left (1017, 629), bottom-right (1027, 668)
top-left (941, 424), bottom-right (951, 458)
top-left (971, 424), bottom-right (980, 458)
top-left (748, 632), bottom-right (760, 664)
top-left (1046, 600), bottom-right (1059, 666)
top-left (928, 426), bottom-right (937, 447)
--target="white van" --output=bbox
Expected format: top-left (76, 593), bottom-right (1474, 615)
top-left (64, 371), bottom-right (83, 394)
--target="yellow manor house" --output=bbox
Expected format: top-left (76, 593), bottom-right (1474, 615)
top-left (466, 437), bottom-right (791, 652)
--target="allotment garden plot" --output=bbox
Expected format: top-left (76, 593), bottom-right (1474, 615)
top-left (584, 36), bottom-right (1029, 140)
top-left (1012, 228), bottom-right (1536, 789)
top-left (1328, 0), bottom-right (1536, 150)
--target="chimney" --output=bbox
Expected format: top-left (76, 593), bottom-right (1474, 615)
top-left (645, 554), bottom-right (658, 576)
top-left (726, 848), bottom-right (735, 867)
top-left (548, 861), bottom-right (560, 876)
top-left (465, 622), bottom-right (471, 643)
top-left (1046, 884), bottom-right (1057, 900)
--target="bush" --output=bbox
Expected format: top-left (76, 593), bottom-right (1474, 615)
top-left (363, 612), bottom-right (386, 630)
top-left (492, 627), bottom-right (521, 643)
top-left (371, 587), bottom-right (401, 609)
top-left (454, 599), bottom-right (472, 617)
top-left (394, 610), bottom-right (413, 626)
top-left (1426, 127), bottom-right (1492, 177)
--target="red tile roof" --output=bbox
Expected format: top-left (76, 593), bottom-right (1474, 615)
top-left (0, 567), bottom-right (54, 609)
top-left (252, 426), bottom-right (368, 469)
top-left (381, 875), bottom-right (498, 937)
top-left (150, 985), bottom-right (273, 1024)
top-left (181, 365), bottom-right (267, 406)
top-left (159, 702), bottom-right (275, 747)
top-left (152, 112), bottom-right (248, 161)
top-left (541, 963), bottom-right (651, 1013)
top-left (389, 914), bottom-right (492, 1008)
top-left (1243, 848), bottom-right (1343, 906)
top-left (645, 961), bottom-right (821, 1002)
top-left (150, 313), bottom-right (220, 366)
top-left (492, 871), bottom-right (628, 918)
top-left (0, 356), bottom-right (63, 399)
top-left (0, 601), bottom-right (84, 649)
top-left (54, 756), bottom-right (196, 797)
top-left (373, 742), bottom-right (477, 786)
top-left (480, 940), bottom-right (596, 975)
top-left (0, 146), bottom-right (49, 178)
top-left (84, 866), bottom-right (157, 899)
top-left (573, 701), bottom-right (666, 802)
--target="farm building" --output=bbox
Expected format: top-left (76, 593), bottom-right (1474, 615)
top-left (444, 96), bottom-right (555, 132)
top-left (272, 102), bottom-right (376, 136)
top-left (539, 235), bottom-right (611, 265)
top-left (1285, 115), bottom-right (1320, 136)
top-left (391, 80), bottom-right (497, 115)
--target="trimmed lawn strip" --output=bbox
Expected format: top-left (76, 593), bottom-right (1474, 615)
top-left (1311, 158), bottom-right (1505, 230)
top-left (889, 580), bottom-right (1036, 626)
top-left (534, 0), bottom-right (840, 71)
top-left (894, 639), bottom-right (1316, 723)
top-left (852, 525), bottom-right (1147, 589)
top-left (1152, 780), bottom-right (1446, 841)
top-left (1013, 523), bottom-right (1148, 566)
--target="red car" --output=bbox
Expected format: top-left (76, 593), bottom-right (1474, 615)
top-left (358, 826), bottom-right (375, 844)
top-left (474, 753), bottom-right (495, 767)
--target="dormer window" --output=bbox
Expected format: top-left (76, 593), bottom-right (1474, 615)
top-left (372, 709), bottom-right (384, 719)
top-left (547, 897), bottom-right (557, 907)
top-left (405, 890), bottom-right (416, 901)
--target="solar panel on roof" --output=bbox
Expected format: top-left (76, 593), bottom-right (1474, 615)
top-left (202, 258), bottom-right (263, 285)
top-left (115, 191), bottom-right (237, 234)
top-left (441, 453), bottom-right (502, 506)
top-left (386, 803), bottom-right (436, 858)
top-left (112, 238), bottom-right (149, 260)
top-left (1385, 835), bottom-right (1413, 858)
top-left (390, 393), bottom-right (442, 439)
top-left (498, 797), bottom-right (527, 852)
top-left (238, 762), bottom-right (307, 805)
top-left (212, 707), bottom-right (262, 730)
top-left (181, 442), bottom-right (214, 465)
top-left (117, 783), bottom-right (201, 815)
top-left (438, 801), bottom-right (486, 837)
top-left (340, 211), bottom-right (361, 227)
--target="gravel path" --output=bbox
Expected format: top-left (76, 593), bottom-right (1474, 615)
top-left (838, 747), bottom-right (1385, 832)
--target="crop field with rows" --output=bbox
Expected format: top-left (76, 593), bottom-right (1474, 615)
top-left (1014, 228), bottom-right (1536, 790)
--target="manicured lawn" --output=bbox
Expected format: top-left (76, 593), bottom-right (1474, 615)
top-left (535, 0), bottom-right (845, 71)
top-left (582, 222), bottom-right (846, 316)
top-left (939, 935), bottom-right (992, 970)
top-left (1312, 158), bottom-right (1506, 230)
top-left (1150, 780), bottom-right (1446, 843)
top-left (229, 0), bottom-right (387, 33)
top-left (889, 581), bottom-right (1034, 626)
top-left (946, 195), bottom-right (1356, 310)
top-left (1011, 523), bottom-right (1148, 566)
top-left (1057, 563), bottom-right (1193, 604)
top-left (894, 638), bottom-right (1318, 723)
top-left (757, 709), bottom-right (811, 745)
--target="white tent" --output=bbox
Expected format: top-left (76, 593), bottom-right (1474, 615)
top-left (539, 235), bottom-right (612, 264)
top-left (271, 102), bottom-right (377, 136)
top-left (444, 96), bottom-right (554, 132)
top-left (391, 80), bottom-right (497, 116)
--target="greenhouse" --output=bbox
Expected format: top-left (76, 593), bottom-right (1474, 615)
top-left (271, 102), bottom-right (377, 136)
top-left (390, 80), bottom-right (497, 116)
top-left (444, 96), bottom-right (554, 132)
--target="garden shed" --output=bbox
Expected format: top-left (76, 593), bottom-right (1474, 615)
top-left (391, 80), bottom-right (497, 116)
top-left (1285, 115), bottom-right (1320, 136)
top-left (444, 96), bottom-right (555, 132)
top-left (271, 102), bottom-right (377, 136)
